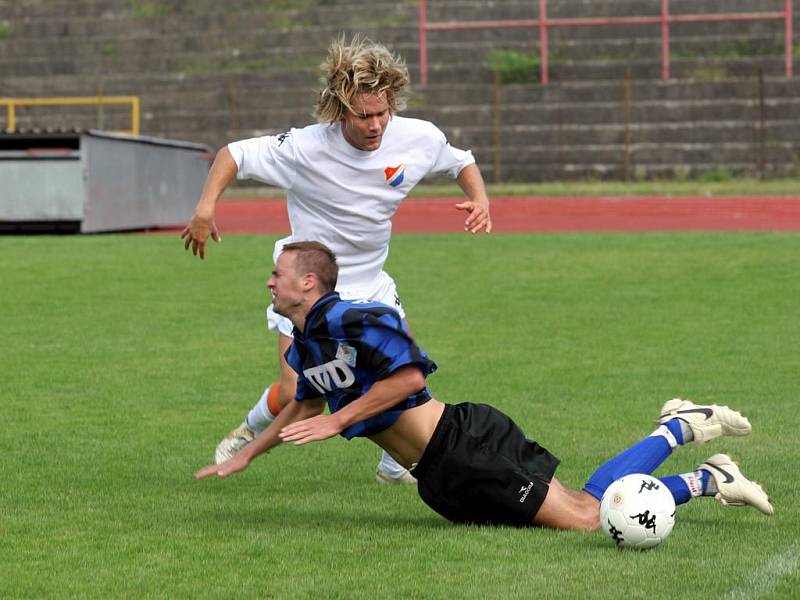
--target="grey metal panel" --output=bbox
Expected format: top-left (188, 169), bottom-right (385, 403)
top-left (80, 132), bottom-right (211, 233)
top-left (0, 159), bottom-right (84, 221)
top-left (85, 129), bottom-right (211, 152)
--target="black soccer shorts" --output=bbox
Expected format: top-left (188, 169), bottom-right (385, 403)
top-left (412, 402), bottom-right (560, 527)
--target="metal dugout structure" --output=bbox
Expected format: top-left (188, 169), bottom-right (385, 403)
top-left (0, 130), bottom-right (212, 233)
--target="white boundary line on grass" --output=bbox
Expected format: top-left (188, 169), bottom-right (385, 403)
top-left (722, 544), bottom-right (799, 600)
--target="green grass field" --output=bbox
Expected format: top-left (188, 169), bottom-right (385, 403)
top-left (2, 233), bottom-right (799, 599)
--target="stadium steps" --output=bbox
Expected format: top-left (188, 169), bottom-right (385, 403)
top-left (1, 0), bottom-right (799, 180)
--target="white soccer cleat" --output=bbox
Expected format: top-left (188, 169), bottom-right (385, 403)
top-left (375, 466), bottom-right (417, 485)
top-left (658, 398), bottom-right (751, 445)
top-left (214, 423), bottom-right (256, 464)
top-left (699, 454), bottom-right (774, 515)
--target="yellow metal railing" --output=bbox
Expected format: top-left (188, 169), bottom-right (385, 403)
top-left (0, 96), bottom-right (140, 135)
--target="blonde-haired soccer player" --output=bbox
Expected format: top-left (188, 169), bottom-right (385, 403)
top-left (182, 35), bottom-right (492, 483)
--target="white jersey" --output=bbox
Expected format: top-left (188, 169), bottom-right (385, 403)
top-left (228, 116), bottom-right (475, 287)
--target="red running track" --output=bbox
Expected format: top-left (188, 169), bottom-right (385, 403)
top-left (180, 197), bottom-right (800, 234)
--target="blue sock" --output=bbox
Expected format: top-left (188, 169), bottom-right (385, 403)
top-left (664, 418), bottom-right (685, 445)
top-left (660, 475), bottom-right (692, 505)
top-left (699, 469), bottom-right (712, 494)
top-left (659, 470), bottom-right (714, 505)
top-left (584, 435), bottom-right (673, 500)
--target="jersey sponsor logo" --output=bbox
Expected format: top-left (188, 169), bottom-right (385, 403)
top-left (384, 164), bottom-right (405, 187)
top-left (304, 359), bottom-right (355, 394)
top-left (277, 132), bottom-right (291, 146)
top-left (335, 344), bottom-right (357, 367)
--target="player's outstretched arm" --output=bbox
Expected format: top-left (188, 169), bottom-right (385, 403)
top-left (181, 146), bottom-right (238, 259)
top-left (454, 163), bottom-right (492, 234)
top-left (279, 366), bottom-right (426, 445)
top-left (194, 397), bottom-right (325, 480)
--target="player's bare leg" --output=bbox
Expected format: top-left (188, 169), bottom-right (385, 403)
top-left (214, 334), bottom-right (296, 464)
top-left (533, 478), bottom-right (600, 530)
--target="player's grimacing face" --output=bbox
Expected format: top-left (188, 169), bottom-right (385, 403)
top-left (267, 252), bottom-right (305, 317)
top-left (340, 92), bottom-right (391, 151)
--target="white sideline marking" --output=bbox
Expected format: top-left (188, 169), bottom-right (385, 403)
top-left (723, 544), bottom-right (799, 600)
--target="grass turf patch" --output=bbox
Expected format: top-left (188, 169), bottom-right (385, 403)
top-left (1, 233), bottom-right (798, 598)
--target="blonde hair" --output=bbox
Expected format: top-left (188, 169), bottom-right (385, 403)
top-left (314, 34), bottom-right (410, 123)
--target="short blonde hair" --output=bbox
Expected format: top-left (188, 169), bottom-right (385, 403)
top-left (314, 34), bottom-right (410, 123)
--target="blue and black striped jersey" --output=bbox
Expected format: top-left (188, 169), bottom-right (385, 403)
top-left (286, 292), bottom-right (438, 439)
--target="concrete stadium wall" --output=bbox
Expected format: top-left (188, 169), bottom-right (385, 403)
top-left (1, 0), bottom-right (798, 182)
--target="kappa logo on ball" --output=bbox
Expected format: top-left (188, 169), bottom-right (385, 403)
top-left (384, 164), bottom-right (405, 187)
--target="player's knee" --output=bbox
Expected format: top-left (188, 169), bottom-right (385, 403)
top-left (277, 378), bottom-right (296, 408)
top-left (575, 511), bottom-right (601, 531)
top-left (535, 481), bottom-right (600, 531)
top-left (575, 492), bottom-right (601, 531)
top-left (554, 499), bottom-right (599, 531)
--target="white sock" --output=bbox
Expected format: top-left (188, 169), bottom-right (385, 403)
top-left (653, 419), bottom-right (695, 446)
top-left (650, 424), bottom-right (679, 449)
top-left (677, 420), bottom-right (694, 443)
top-left (377, 451), bottom-right (408, 478)
top-left (244, 385), bottom-right (276, 434)
top-left (679, 470), bottom-right (706, 498)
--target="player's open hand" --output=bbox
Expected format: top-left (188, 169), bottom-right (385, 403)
top-left (455, 200), bottom-right (492, 234)
top-left (194, 452), bottom-right (249, 480)
top-left (180, 213), bottom-right (222, 259)
top-left (279, 414), bottom-right (343, 445)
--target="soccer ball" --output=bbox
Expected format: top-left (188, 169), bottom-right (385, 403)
top-left (599, 473), bottom-right (676, 549)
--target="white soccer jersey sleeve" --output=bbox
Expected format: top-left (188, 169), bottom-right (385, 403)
top-left (227, 132), bottom-right (298, 189)
top-left (427, 124), bottom-right (475, 178)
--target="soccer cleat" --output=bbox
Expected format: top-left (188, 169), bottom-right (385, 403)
top-left (699, 454), bottom-right (774, 515)
top-left (375, 466), bottom-right (417, 485)
top-left (658, 398), bottom-right (751, 445)
top-left (214, 423), bottom-right (256, 464)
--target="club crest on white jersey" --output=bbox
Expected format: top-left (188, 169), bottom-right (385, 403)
top-left (304, 359), bottom-right (355, 394)
top-left (384, 164), bottom-right (405, 187)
